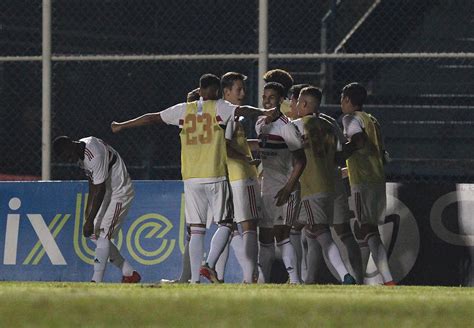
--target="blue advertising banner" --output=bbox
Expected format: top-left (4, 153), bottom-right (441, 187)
top-left (0, 181), bottom-right (473, 285)
top-left (0, 181), bottom-right (241, 283)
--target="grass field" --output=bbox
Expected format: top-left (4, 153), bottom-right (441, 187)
top-left (0, 282), bottom-right (472, 327)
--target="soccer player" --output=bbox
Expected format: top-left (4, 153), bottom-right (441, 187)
top-left (53, 136), bottom-right (140, 283)
top-left (291, 83), bottom-right (363, 283)
top-left (211, 72), bottom-right (262, 283)
top-left (340, 82), bottom-right (395, 285)
top-left (263, 69), bottom-right (296, 119)
top-left (288, 86), bottom-right (356, 284)
top-left (160, 88), bottom-right (201, 284)
top-left (111, 74), bottom-right (276, 283)
top-left (256, 82), bottom-right (306, 284)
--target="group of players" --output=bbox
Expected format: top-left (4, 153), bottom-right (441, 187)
top-left (53, 68), bottom-right (395, 285)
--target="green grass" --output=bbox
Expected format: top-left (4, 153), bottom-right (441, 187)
top-left (0, 283), bottom-right (472, 327)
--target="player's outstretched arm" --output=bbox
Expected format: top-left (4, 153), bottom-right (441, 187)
top-left (275, 148), bottom-right (306, 206)
top-left (111, 112), bottom-right (164, 133)
top-left (235, 106), bottom-right (279, 120)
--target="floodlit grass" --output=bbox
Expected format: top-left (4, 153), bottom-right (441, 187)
top-left (0, 282), bottom-right (472, 327)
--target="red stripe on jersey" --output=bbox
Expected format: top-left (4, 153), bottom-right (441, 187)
top-left (265, 134), bottom-right (285, 142)
top-left (279, 115), bottom-right (289, 124)
top-left (84, 148), bottom-right (94, 161)
top-left (216, 115), bottom-right (223, 124)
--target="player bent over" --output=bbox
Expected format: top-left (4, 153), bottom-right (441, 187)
top-left (53, 136), bottom-right (140, 283)
top-left (340, 82), bottom-right (395, 285)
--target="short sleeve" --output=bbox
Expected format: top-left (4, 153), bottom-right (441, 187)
top-left (281, 122), bottom-right (303, 152)
top-left (216, 99), bottom-right (237, 125)
top-left (160, 103), bottom-right (187, 126)
top-left (342, 114), bottom-right (364, 138)
top-left (224, 116), bottom-right (235, 141)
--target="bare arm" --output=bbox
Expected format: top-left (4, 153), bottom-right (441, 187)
top-left (83, 181), bottom-right (107, 237)
top-left (247, 139), bottom-right (260, 152)
top-left (340, 132), bottom-right (366, 161)
top-left (275, 149), bottom-right (306, 206)
top-left (111, 112), bottom-right (164, 133)
top-left (235, 106), bottom-right (278, 120)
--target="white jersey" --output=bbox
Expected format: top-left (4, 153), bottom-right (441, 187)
top-left (79, 137), bottom-right (133, 197)
top-left (256, 114), bottom-right (302, 194)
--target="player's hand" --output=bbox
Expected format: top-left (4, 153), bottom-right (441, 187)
top-left (275, 186), bottom-right (291, 207)
top-left (83, 220), bottom-right (94, 238)
top-left (248, 158), bottom-right (261, 166)
top-left (111, 121), bottom-right (122, 134)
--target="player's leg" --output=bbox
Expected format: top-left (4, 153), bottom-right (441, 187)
top-left (303, 196), bottom-right (355, 284)
top-left (201, 181), bottom-right (233, 283)
top-left (258, 193), bottom-right (276, 283)
top-left (332, 174), bottom-right (363, 283)
top-left (214, 223), bottom-right (232, 282)
top-left (232, 182), bottom-right (261, 283)
top-left (273, 191), bottom-right (300, 283)
top-left (258, 227), bottom-right (275, 283)
top-left (104, 194), bottom-right (140, 283)
top-left (184, 181), bottom-right (209, 283)
top-left (354, 183), bottom-right (394, 285)
top-left (178, 225), bottom-right (192, 283)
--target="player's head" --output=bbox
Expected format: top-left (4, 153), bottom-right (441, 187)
top-left (263, 69), bottom-right (294, 96)
top-left (341, 82), bottom-right (367, 114)
top-left (187, 87), bottom-right (200, 102)
top-left (262, 82), bottom-right (285, 110)
top-left (53, 136), bottom-right (81, 163)
top-left (221, 72), bottom-right (247, 106)
top-left (297, 86), bottom-right (322, 117)
top-left (289, 83), bottom-right (310, 117)
top-left (199, 73), bottom-right (220, 100)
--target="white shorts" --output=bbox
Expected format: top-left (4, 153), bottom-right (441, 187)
top-left (230, 178), bottom-right (262, 223)
top-left (333, 176), bottom-right (352, 225)
top-left (260, 190), bottom-right (299, 228)
top-left (94, 191), bottom-right (135, 240)
top-left (350, 183), bottom-right (386, 225)
top-left (184, 180), bottom-right (232, 228)
top-left (299, 192), bottom-right (334, 225)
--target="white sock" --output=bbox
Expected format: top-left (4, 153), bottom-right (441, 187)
top-left (290, 229), bottom-right (303, 281)
top-left (316, 230), bottom-right (349, 281)
top-left (230, 230), bottom-right (247, 274)
top-left (207, 225), bottom-right (232, 269)
top-left (338, 232), bottom-right (363, 283)
top-left (215, 238), bottom-right (230, 281)
top-left (179, 235), bottom-right (191, 283)
top-left (258, 242), bottom-right (275, 283)
top-left (189, 226), bottom-right (206, 283)
top-left (367, 234), bottom-right (393, 283)
top-left (277, 238), bottom-right (300, 283)
top-left (109, 242), bottom-right (134, 276)
top-left (92, 237), bottom-right (110, 282)
top-left (304, 231), bottom-right (324, 284)
top-left (242, 230), bottom-right (258, 283)
top-left (301, 230), bottom-right (309, 282)
top-left (358, 240), bottom-right (370, 283)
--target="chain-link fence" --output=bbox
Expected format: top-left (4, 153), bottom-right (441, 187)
top-left (1, 0), bottom-right (473, 182)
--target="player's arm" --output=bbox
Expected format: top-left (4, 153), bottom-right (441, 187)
top-left (340, 132), bottom-right (366, 160)
top-left (83, 181), bottom-right (106, 238)
top-left (246, 139), bottom-right (260, 152)
top-left (235, 105), bottom-right (279, 120)
top-left (111, 112), bottom-right (164, 133)
top-left (275, 149), bottom-right (306, 206)
top-left (226, 141), bottom-right (260, 166)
